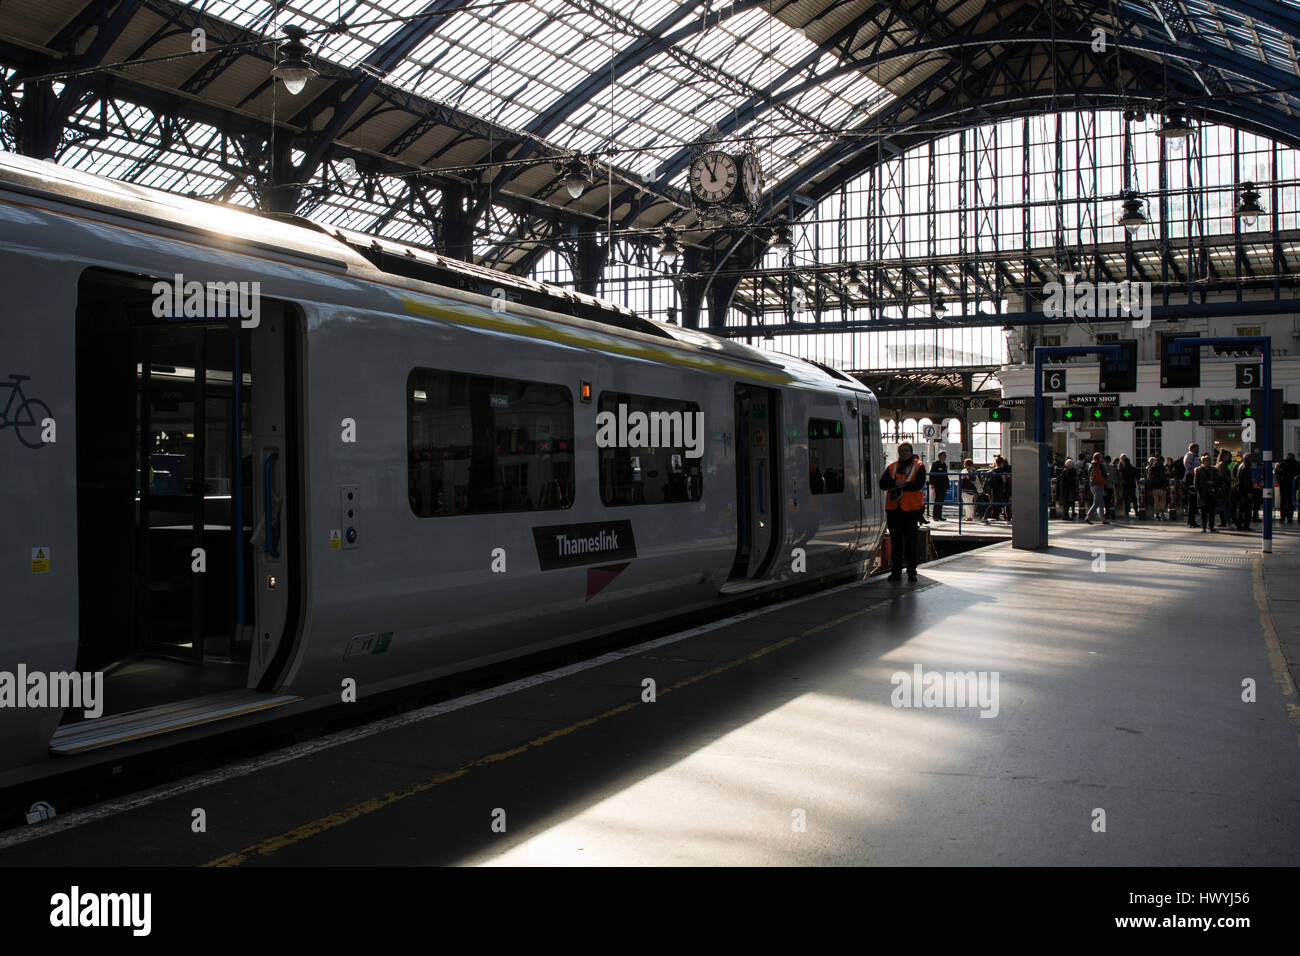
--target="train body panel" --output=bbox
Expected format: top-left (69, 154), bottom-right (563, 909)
top-left (0, 151), bottom-right (885, 786)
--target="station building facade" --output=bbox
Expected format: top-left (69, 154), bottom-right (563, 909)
top-left (996, 296), bottom-right (1300, 465)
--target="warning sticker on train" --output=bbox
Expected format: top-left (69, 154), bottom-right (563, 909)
top-left (533, 520), bottom-right (637, 571)
top-left (31, 547), bottom-right (49, 573)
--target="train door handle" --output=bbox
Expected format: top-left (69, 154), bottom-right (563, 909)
top-left (263, 450), bottom-right (280, 558)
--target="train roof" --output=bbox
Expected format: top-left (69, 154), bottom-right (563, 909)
top-left (0, 150), bottom-right (866, 394)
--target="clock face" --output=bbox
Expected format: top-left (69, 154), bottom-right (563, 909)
top-left (689, 151), bottom-right (738, 204)
top-left (741, 154), bottom-right (761, 203)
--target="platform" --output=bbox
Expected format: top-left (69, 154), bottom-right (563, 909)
top-left (2, 520), bottom-right (1297, 867)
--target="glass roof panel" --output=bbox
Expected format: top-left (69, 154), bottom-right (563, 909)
top-left (173, 0), bottom-right (897, 191)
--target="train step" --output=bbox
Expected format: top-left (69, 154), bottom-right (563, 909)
top-left (49, 690), bottom-right (301, 755)
top-left (718, 578), bottom-right (779, 595)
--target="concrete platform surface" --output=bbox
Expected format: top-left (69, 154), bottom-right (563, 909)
top-left (1, 520), bottom-right (1297, 866)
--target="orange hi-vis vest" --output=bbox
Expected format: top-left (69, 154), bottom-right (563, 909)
top-left (886, 459), bottom-right (924, 511)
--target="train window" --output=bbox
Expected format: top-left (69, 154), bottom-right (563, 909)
top-left (407, 368), bottom-right (574, 517)
top-left (808, 418), bottom-right (845, 494)
top-left (597, 391), bottom-right (704, 506)
top-left (861, 416), bottom-right (873, 499)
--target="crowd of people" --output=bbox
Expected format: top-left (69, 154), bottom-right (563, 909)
top-left (1049, 445), bottom-right (1300, 531)
top-left (919, 445), bottom-right (1300, 531)
top-left (923, 451), bottom-right (1013, 525)
top-left (884, 441), bottom-right (1298, 583)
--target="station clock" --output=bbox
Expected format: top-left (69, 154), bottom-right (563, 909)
top-left (689, 151), bottom-right (739, 204)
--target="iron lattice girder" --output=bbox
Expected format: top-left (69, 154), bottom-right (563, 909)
top-left (731, 223), bottom-right (1300, 307)
top-left (1168, 0), bottom-right (1300, 39)
top-left (690, 27), bottom-right (1300, 197)
top-left (728, 296), bottom-right (1300, 337)
top-left (8, 0), bottom-right (147, 154)
top-left (1, 65), bottom-right (581, 231)
top-left (7, 0), bottom-right (1300, 287)
top-left (766, 83), bottom-right (1300, 223)
top-left (286, 0), bottom-right (478, 179)
top-left (620, 22), bottom-right (1300, 241)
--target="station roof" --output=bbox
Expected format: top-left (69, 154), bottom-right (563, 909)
top-left (3, 0), bottom-right (1300, 274)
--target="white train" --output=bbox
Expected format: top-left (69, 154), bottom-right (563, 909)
top-left (0, 151), bottom-right (885, 790)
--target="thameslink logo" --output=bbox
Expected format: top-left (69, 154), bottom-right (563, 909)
top-left (533, 520), bottom-right (637, 571)
top-left (0, 666), bottom-right (103, 718)
top-left (50, 886), bottom-right (151, 936)
top-left (595, 404), bottom-right (704, 459)
top-left (556, 528), bottom-right (621, 557)
top-left (1043, 276), bottom-right (1151, 327)
top-left (890, 664), bottom-right (1000, 718)
top-left (152, 273), bottom-right (261, 327)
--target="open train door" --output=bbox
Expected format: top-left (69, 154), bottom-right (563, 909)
top-left (64, 271), bottom-right (301, 752)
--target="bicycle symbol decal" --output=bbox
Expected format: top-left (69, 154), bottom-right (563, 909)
top-left (0, 374), bottom-right (53, 449)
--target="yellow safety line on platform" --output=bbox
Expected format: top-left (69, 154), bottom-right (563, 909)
top-left (1251, 559), bottom-right (1300, 748)
top-left (203, 593), bottom-right (902, 867)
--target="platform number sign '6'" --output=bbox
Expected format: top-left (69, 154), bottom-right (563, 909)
top-left (1236, 364), bottom-right (1261, 389)
top-left (1042, 369), bottom-right (1067, 393)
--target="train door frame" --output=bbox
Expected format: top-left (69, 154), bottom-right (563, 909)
top-left (848, 393), bottom-right (864, 549)
top-left (73, 268), bottom-right (302, 705)
top-left (730, 383), bottom-right (782, 580)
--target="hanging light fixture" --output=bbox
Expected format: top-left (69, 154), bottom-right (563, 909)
top-left (657, 225), bottom-right (683, 263)
top-left (845, 267), bottom-right (863, 297)
top-left (271, 25), bottom-right (318, 96)
top-left (1117, 191), bottom-right (1150, 237)
top-left (769, 220), bottom-right (794, 251)
top-left (1234, 181), bottom-right (1264, 226)
top-left (933, 295), bottom-right (949, 317)
top-left (1155, 108), bottom-right (1194, 154)
top-left (561, 157), bottom-right (591, 199)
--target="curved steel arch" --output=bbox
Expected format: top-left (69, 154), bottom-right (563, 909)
top-left (700, 88), bottom-right (1300, 320)
top-left (772, 91), bottom-right (1300, 219)
top-left (647, 33), bottom-right (1300, 203)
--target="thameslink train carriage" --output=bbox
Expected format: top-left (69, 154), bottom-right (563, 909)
top-left (0, 150), bottom-right (885, 787)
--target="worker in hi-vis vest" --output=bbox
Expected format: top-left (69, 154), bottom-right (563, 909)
top-left (879, 441), bottom-right (928, 582)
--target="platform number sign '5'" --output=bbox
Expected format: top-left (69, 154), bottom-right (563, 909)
top-left (1236, 364), bottom-right (1260, 389)
top-left (1042, 369), bottom-right (1067, 394)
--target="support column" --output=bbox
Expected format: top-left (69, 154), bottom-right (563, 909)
top-left (573, 230), bottom-right (607, 296)
top-left (680, 248), bottom-right (704, 329)
top-left (442, 181), bottom-right (474, 262)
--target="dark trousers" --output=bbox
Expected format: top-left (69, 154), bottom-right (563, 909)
top-left (1235, 494), bottom-right (1252, 529)
top-left (1282, 486), bottom-right (1295, 523)
top-left (1186, 482), bottom-right (1198, 526)
top-left (887, 507), bottom-right (922, 575)
top-left (1200, 494), bottom-right (1215, 530)
top-left (932, 487), bottom-right (947, 520)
